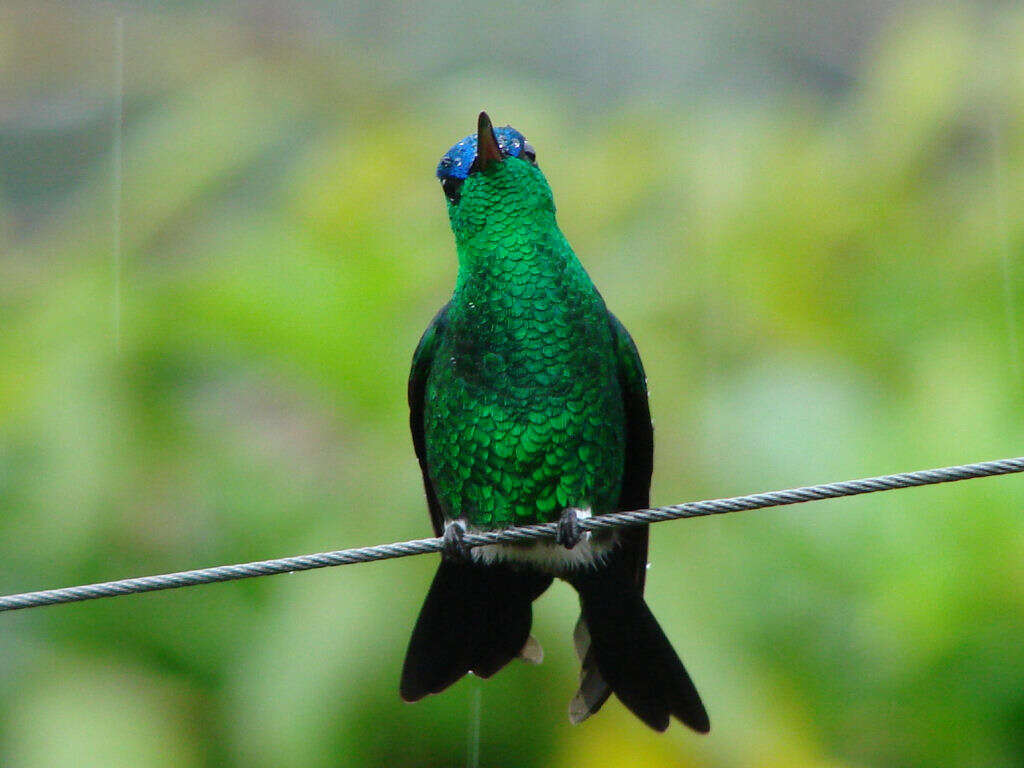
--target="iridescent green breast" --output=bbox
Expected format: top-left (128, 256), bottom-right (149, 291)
top-left (423, 227), bottom-right (625, 529)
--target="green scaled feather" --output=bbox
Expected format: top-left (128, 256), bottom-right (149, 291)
top-left (421, 157), bottom-right (625, 528)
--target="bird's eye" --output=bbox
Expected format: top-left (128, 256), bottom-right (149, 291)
top-left (522, 142), bottom-right (537, 165)
top-left (441, 176), bottom-right (464, 204)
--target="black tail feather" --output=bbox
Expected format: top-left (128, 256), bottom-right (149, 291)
top-left (400, 558), bottom-right (552, 701)
top-left (570, 549), bottom-right (710, 733)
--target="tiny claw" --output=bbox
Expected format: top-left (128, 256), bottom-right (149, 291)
top-left (556, 507), bottom-right (584, 550)
top-left (442, 519), bottom-right (472, 561)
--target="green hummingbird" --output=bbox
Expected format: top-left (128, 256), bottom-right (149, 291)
top-left (400, 112), bottom-right (709, 733)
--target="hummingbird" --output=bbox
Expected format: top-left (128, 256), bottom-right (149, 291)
top-left (400, 112), bottom-right (709, 733)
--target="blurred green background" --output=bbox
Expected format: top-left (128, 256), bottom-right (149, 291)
top-left (2, 2), bottom-right (1024, 766)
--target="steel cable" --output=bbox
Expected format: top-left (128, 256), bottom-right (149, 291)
top-left (2, 455), bottom-right (1022, 612)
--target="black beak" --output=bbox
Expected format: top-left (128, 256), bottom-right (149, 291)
top-left (474, 111), bottom-right (503, 171)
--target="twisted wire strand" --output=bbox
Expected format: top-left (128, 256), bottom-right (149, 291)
top-left (2, 456), bottom-right (1022, 613)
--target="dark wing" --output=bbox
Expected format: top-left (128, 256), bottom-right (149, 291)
top-left (408, 303), bottom-right (450, 536)
top-left (609, 311), bottom-right (654, 592)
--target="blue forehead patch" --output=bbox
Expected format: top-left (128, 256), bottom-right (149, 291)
top-left (436, 126), bottom-right (528, 180)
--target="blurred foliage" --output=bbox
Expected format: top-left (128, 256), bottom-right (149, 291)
top-left (2, 3), bottom-right (1024, 767)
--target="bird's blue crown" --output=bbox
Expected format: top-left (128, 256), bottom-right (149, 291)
top-left (436, 126), bottom-right (529, 180)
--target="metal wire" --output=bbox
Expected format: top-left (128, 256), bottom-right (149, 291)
top-left (2, 456), bottom-right (1022, 613)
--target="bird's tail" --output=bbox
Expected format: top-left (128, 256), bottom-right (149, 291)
top-left (400, 557), bottom-right (552, 702)
top-left (569, 548), bottom-right (710, 732)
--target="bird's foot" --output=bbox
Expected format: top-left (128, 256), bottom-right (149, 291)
top-left (556, 507), bottom-right (587, 550)
top-left (441, 519), bottom-right (472, 561)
